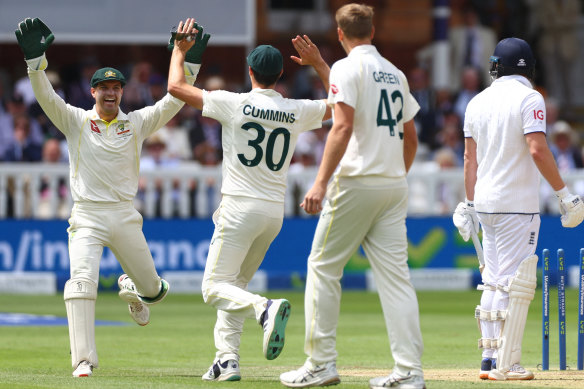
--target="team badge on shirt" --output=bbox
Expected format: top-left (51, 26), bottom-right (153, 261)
top-left (117, 124), bottom-right (130, 135)
top-left (331, 84), bottom-right (338, 94)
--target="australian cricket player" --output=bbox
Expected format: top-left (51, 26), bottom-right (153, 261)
top-left (167, 18), bottom-right (331, 382)
top-left (280, 4), bottom-right (426, 388)
top-left (14, 17), bottom-right (204, 377)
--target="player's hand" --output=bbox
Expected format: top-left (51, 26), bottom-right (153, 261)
top-left (15, 17), bottom-right (54, 60)
top-left (300, 183), bottom-right (326, 214)
top-left (291, 35), bottom-right (322, 67)
top-left (168, 18), bottom-right (210, 64)
top-left (559, 194), bottom-right (584, 228)
top-left (169, 18), bottom-right (197, 52)
top-left (453, 200), bottom-right (479, 241)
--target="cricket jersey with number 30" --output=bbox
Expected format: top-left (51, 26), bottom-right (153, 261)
top-left (202, 88), bottom-right (326, 202)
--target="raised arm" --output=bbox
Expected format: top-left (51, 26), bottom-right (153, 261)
top-left (15, 17), bottom-right (78, 136)
top-left (167, 18), bottom-right (210, 110)
top-left (291, 35), bottom-right (332, 120)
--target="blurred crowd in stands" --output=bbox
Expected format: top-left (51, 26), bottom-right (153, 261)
top-left (1, 1), bottom-right (583, 217)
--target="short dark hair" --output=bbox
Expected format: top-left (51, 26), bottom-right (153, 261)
top-left (251, 68), bottom-right (281, 87)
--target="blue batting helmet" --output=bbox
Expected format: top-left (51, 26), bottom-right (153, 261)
top-left (489, 37), bottom-right (535, 80)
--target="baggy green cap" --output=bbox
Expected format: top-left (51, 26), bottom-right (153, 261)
top-left (246, 45), bottom-right (283, 75)
top-left (90, 67), bottom-right (127, 88)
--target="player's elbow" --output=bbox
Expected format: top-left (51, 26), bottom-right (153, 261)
top-left (167, 81), bottom-right (183, 99)
top-left (528, 144), bottom-right (548, 164)
top-left (335, 122), bottom-right (353, 139)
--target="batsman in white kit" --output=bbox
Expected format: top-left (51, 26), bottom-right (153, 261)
top-left (168, 18), bottom-right (331, 381)
top-left (453, 37), bottom-right (584, 381)
top-left (281, 4), bottom-right (425, 389)
top-left (15, 17), bottom-right (205, 377)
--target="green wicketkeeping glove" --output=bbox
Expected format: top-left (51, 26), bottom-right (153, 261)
top-left (167, 23), bottom-right (211, 64)
top-left (15, 17), bottom-right (55, 60)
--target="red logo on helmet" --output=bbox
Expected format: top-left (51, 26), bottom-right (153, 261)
top-left (90, 120), bottom-right (101, 134)
top-left (331, 84), bottom-right (338, 94)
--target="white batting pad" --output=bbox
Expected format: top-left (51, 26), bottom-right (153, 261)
top-left (64, 278), bottom-right (98, 368)
top-left (496, 255), bottom-right (538, 372)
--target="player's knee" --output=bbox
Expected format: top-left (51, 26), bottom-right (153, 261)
top-left (201, 280), bottom-right (221, 306)
top-left (506, 255), bottom-right (537, 299)
top-left (64, 278), bottom-right (97, 301)
top-left (201, 281), bottom-right (212, 304)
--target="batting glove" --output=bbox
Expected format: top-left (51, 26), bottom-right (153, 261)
top-left (453, 199), bottom-right (480, 241)
top-left (556, 188), bottom-right (584, 228)
top-left (15, 17), bottom-right (54, 60)
top-left (168, 23), bottom-right (211, 64)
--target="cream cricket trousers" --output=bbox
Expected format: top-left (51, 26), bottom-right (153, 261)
top-left (67, 201), bottom-right (162, 295)
top-left (305, 176), bottom-right (424, 377)
top-left (65, 201), bottom-right (163, 368)
top-left (202, 195), bottom-right (284, 361)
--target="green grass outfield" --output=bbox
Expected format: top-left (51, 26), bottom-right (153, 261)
top-left (1, 289), bottom-right (583, 388)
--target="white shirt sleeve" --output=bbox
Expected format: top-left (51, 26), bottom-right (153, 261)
top-left (463, 98), bottom-right (476, 138)
top-left (129, 93), bottom-right (186, 140)
top-left (28, 68), bottom-right (84, 138)
top-left (327, 60), bottom-right (359, 109)
top-left (202, 90), bottom-right (240, 122)
top-left (521, 92), bottom-right (546, 134)
top-left (128, 70), bottom-right (198, 140)
top-left (294, 99), bottom-right (326, 132)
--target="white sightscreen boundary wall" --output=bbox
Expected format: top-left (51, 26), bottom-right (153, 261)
top-left (0, 0), bottom-right (255, 45)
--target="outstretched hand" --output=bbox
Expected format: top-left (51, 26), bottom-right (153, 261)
top-left (172, 18), bottom-right (197, 52)
top-left (15, 17), bottom-right (54, 59)
top-left (168, 18), bottom-right (211, 64)
top-left (291, 35), bottom-right (322, 67)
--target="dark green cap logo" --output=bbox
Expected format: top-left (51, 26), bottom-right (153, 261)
top-left (90, 67), bottom-right (127, 88)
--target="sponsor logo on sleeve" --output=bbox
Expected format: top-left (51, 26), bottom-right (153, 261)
top-left (331, 84), bottom-right (338, 94)
top-left (533, 110), bottom-right (544, 120)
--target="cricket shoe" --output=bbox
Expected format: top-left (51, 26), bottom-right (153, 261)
top-left (369, 372), bottom-right (426, 389)
top-left (280, 361), bottom-right (340, 388)
top-left (479, 358), bottom-right (496, 379)
top-left (261, 299), bottom-right (291, 360)
top-left (488, 364), bottom-right (534, 381)
top-left (202, 359), bottom-right (241, 381)
top-left (118, 274), bottom-right (150, 326)
top-left (72, 360), bottom-right (93, 377)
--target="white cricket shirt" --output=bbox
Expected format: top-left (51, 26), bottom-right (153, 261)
top-left (28, 67), bottom-right (195, 202)
top-left (202, 88), bottom-right (325, 202)
top-left (328, 45), bottom-right (420, 178)
top-left (464, 75), bottom-right (546, 213)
